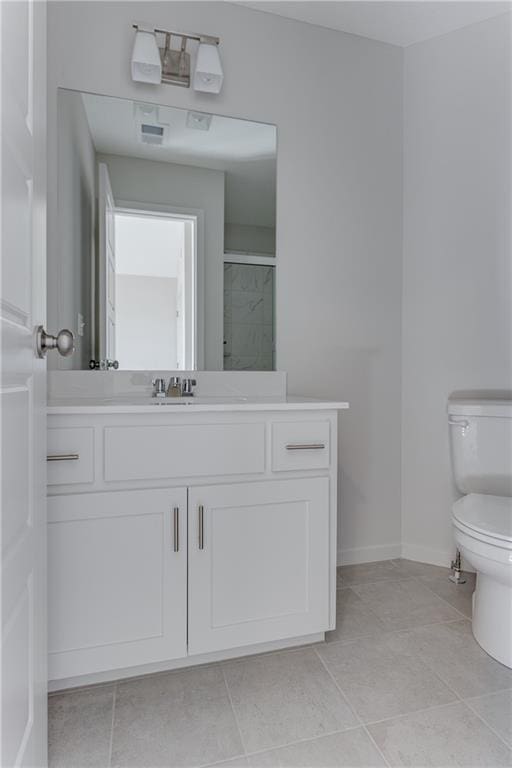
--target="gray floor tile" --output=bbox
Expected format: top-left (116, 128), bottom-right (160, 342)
top-left (419, 572), bottom-right (476, 618)
top-left (368, 701), bottom-right (512, 767)
top-left (393, 620), bottom-right (512, 699)
top-left (48, 685), bottom-right (114, 768)
top-left (326, 588), bottom-right (388, 644)
top-left (318, 634), bottom-right (456, 723)
top-left (111, 666), bottom-right (243, 768)
top-left (223, 649), bottom-right (358, 753)
top-left (390, 558), bottom-right (451, 580)
top-left (468, 689), bottom-right (512, 746)
top-left (247, 728), bottom-right (387, 767)
top-left (352, 578), bottom-right (462, 630)
top-left (337, 561), bottom-right (405, 588)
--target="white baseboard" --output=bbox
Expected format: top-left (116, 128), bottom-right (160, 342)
top-left (337, 543), bottom-right (402, 566)
top-left (400, 543), bottom-right (453, 568)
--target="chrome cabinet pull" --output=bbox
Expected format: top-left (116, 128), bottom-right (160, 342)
top-left (285, 443), bottom-right (325, 451)
top-left (47, 454), bottom-right (79, 461)
top-left (173, 507), bottom-right (179, 552)
top-left (198, 505), bottom-right (204, 550)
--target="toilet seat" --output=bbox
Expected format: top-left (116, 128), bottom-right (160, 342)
top-left (452, 494), bottom-right (512, 546)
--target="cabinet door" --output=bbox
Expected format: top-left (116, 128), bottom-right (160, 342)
top-left (48, 488), bottom-right (187, 681)
top-left (188, 478), bottom-right (330, 655)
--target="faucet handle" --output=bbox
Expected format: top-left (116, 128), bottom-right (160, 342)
top-left (152, 378), bottom-right (166, 397)
top-left (181, 378), bottom-right (197, 396)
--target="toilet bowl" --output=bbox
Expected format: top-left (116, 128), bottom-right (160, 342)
top-left (448, 397), bottom-right (512, 668)
top-left (452, 494), bottom-right (512, 667)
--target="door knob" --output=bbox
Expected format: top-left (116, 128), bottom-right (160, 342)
top-left (35, 326), bottom-right (74, 358)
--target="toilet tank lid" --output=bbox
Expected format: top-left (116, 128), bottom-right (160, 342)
top-left (448, 399), bottom-right (512, 418)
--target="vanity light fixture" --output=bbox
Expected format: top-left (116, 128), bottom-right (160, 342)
top-left (193, 39), bottom-right (224, 93)
top-left (131, 25), bottom-right (162, 84)
top-left (131, 24), bottom-right (223, 94)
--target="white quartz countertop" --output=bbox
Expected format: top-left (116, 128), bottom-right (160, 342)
top-left (47, 395), bottom-right (349, 415)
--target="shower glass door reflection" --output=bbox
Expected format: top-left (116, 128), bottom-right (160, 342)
top-left (223, 262), bottom-right (275, 370)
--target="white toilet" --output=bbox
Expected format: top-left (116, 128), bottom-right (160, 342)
top-left (448, 397), bottom-right (512, 668)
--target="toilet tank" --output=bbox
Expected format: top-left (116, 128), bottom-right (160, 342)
top-left (448, 398), bottom-right (512, 496)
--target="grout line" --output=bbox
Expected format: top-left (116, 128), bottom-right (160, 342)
top-left (463, 695), bottom-right (512, 752)
top-left (312, 646), bottom-right (392, 767)
top-left (220, 664), bottom-right (248, 757)
top-left (241, 726), bottom-right (360, 761)
top-left (197, 725), bottom-right (369, 768)
top-left (323, 617), bottom-right (469, 650)
top-left (107, 682), bottom-right (117, 768)
top-left (416, 578), bottom-right (472, 620)
top-left (337, 576), bottom-right (415, 590)
top-left (363, 699), bottom-right (464, 728)
top-left (361, 724), bottom-right (392, 767)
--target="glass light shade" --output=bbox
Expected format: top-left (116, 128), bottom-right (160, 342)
top-left (193, 42), bottom-right (223, 94)
top-left (131, 29), bottom-right (162, 85)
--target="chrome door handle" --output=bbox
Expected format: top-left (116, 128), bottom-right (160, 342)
top-left (285, 443), bottom-right (326, 450)
top-left (47, 454), bottom-right (79, 461)
top-left (36, 326), bottom-right (74, 358)
top-left (173, 507), bottom-right (179, 552)
top-left (198, 505), bottom-right (204, 550)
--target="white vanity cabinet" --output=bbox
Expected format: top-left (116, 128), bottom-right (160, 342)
top-left (47, 405), bottom-right (344, 687)
top-left (188, 477), bottom-right (330, 655)
top-left (48, 487), bottom-right (187, 679)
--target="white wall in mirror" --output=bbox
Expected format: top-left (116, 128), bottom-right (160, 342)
top-left (49, 89), bottom-right (276, 371)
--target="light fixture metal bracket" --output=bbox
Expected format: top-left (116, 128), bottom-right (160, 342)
top-left (132, 25), bottom-right (221, 89)
top-left (132, 24), bottom-right (219, 47)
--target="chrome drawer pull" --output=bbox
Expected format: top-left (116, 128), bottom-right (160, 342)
top-left (198, 505), bottom-right (204, 550)
top-left (285, 443), bottom-right (325, 451)
top-left (47, 454), bottom-right (79, 461)
top-left (173, 507), bottom-right (179, 553)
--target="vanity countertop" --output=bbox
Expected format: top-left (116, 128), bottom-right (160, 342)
top-left (47, 395), bottom-right (349, 415)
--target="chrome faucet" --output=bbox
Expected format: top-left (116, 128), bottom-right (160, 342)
top-left (181, 378), bottom-right (197, 397)
top-left (152, 378), bottom-right (166, 398)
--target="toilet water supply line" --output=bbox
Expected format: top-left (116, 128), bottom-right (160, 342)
top-left (447, 417), bottom-right (469, 584)
top-left (449, 549), bottom-right (466, 584)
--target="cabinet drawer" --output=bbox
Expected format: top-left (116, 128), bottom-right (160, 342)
top-left (104, 423), bottom-right (265, 482)
top-left (47, 428), bottom-right (94, 486)
top-left (272, 421), bottom-right (330, 472)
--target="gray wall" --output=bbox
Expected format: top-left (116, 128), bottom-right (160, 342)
top-left (97, 153), bottom-right (225, 370)
top-left (224, 223), bottom-right (276, 255)
top-left (47, 1), bottom-right (403, 564)
top-left (49, 90), bottom-right (96, 369)
top-left (402, 13), bottom-right (512, 565)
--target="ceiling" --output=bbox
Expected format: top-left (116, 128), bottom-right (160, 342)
top-left (240, 1), bottom-right (510, 47)
top-left (81, 93), bottom-right (276, 168)
top-left (78, 91), bottom-right (276, 228)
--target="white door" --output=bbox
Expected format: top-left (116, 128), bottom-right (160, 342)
top-left (1, 1), bottom-right (48, 766)
top-left (188, 478), bottom-right (330, 656)
top-left (48, 488), bottom-right (188, 681)
top-left (98, 163), bottom-right (116, 361)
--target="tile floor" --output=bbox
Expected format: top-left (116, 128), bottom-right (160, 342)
top-left (49, 559), bottom-right (512, 768)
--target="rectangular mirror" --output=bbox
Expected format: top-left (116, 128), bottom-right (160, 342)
top-left (54, 89), bottom-right (277, 370)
